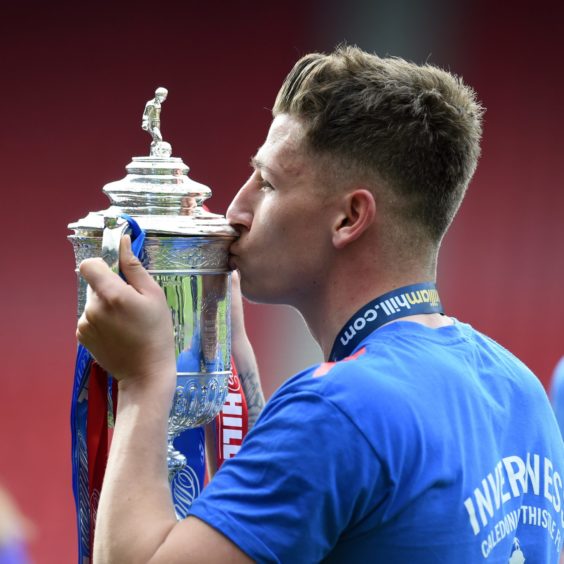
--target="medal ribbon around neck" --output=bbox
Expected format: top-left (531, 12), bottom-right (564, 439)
top-left (329, 282), bottom-right (444, 362)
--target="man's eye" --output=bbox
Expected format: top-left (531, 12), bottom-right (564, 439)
top-left (259, 180), bottom-right (274, 191)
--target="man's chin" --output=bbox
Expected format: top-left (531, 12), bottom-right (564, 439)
top-left (239, 286), bottom-right (269, 305)
top-left (239, 279), bottom-right (287, 306)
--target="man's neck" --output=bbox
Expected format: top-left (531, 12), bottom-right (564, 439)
top-left (299, 271), bottom-right (443, 361)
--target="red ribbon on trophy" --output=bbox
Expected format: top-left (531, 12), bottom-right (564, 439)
top-left (215, 363), bottom-right (249, 469)
top-left (86, 365), bottom-right (112, 552)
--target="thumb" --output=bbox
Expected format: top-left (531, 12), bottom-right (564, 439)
top-left (119, 235), bottom-right (154, 293)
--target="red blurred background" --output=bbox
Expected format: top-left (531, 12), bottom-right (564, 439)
top-left (0, 0), bottom-right (562, 560)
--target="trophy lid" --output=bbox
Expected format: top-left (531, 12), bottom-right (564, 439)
top-left (69, 87), bottom-right (236, 238)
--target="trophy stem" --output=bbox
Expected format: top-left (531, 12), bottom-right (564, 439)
top-left (167, 437), bottom-right (187, 482)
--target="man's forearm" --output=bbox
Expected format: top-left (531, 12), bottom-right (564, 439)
top-left (232, 334), bottom-right (265, 429)
top-left (93, 374), bottom-right (177, 563)
top-left (229, 270), bottom-right (265, 429)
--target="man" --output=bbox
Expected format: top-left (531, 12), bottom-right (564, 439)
top-left (77, 46), bottom-right (564, 562)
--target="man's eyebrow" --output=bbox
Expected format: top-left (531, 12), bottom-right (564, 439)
top-left (250, 156), bottom-right (276, 176)
top-left (250, 156), bottom-right (263, 170)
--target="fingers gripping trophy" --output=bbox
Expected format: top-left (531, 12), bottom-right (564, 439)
top-left (68, 88), bottom-right (236, 559)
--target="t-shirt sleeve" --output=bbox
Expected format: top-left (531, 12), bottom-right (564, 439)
top-left (188, 388), bottom-right (385, 563)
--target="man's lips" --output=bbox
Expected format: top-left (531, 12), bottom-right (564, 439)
top-left (228, 238), bottom-right (243, 270)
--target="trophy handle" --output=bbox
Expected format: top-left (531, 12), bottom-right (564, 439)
top-left (101, 215), bottom-right (132, 273)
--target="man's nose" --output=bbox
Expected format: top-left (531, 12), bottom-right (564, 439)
top-left (226, 182), bottom-right (253, 231)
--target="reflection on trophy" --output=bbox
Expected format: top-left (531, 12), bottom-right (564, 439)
top-left (68, 87), bottom-right (237, 557)
top-left (165, 271), bottom-right (231, 480)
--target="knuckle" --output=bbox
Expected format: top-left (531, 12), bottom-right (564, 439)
top-left (96, 286), bottom-right (128, 311)
top-left (77, 313), bottom-right (90, 334)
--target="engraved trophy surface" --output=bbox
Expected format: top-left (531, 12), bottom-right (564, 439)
top-left (69, 88), bottom-right (236, 509)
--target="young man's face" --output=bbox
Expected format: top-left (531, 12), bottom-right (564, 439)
top-left (226, 114), bottom-right (338, 307)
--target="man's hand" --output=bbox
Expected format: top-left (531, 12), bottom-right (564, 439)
top-left (76, 235), bottom-right (176, 385)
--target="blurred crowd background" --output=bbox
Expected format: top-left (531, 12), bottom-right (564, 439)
top-left (1, 0), bottom-right (562, 560)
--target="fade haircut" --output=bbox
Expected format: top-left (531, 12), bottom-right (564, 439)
top-left (273, 45), bottom-right (484, 243)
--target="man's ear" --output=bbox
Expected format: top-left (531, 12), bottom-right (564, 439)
top-left (332, 189), bottom-right (376, 249)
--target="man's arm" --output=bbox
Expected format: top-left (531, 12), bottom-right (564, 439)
top-left (204, 271), bottom-right (264, 479)
top-left (231, 270), bottom-right (265, 429)
top-left (78, 236), bottom-right (251, 563)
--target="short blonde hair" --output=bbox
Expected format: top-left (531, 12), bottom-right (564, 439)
top-left (273, 45), bottom-right (484, 242)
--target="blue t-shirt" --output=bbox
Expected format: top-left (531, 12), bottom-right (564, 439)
top-left (189, 321), bottom-right (564, 563)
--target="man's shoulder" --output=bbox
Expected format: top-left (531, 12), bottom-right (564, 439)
top-left (269, 319), bottom-right (544, 421)
top-left (267, 340), bottom-right (416, 425)
top-left (272, 320), bottom-right (546, 430)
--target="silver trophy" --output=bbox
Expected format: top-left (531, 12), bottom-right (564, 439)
top-left (69, 88), bottom-right (236, 488)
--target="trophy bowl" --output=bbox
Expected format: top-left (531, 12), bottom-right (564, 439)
top-left (167, 371), bottom-right (230, 478)
top-left (151, 254), bottom-right (233, 481)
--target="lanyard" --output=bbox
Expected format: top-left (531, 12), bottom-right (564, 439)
top-left (329, 282), bottom-right (444, 361)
